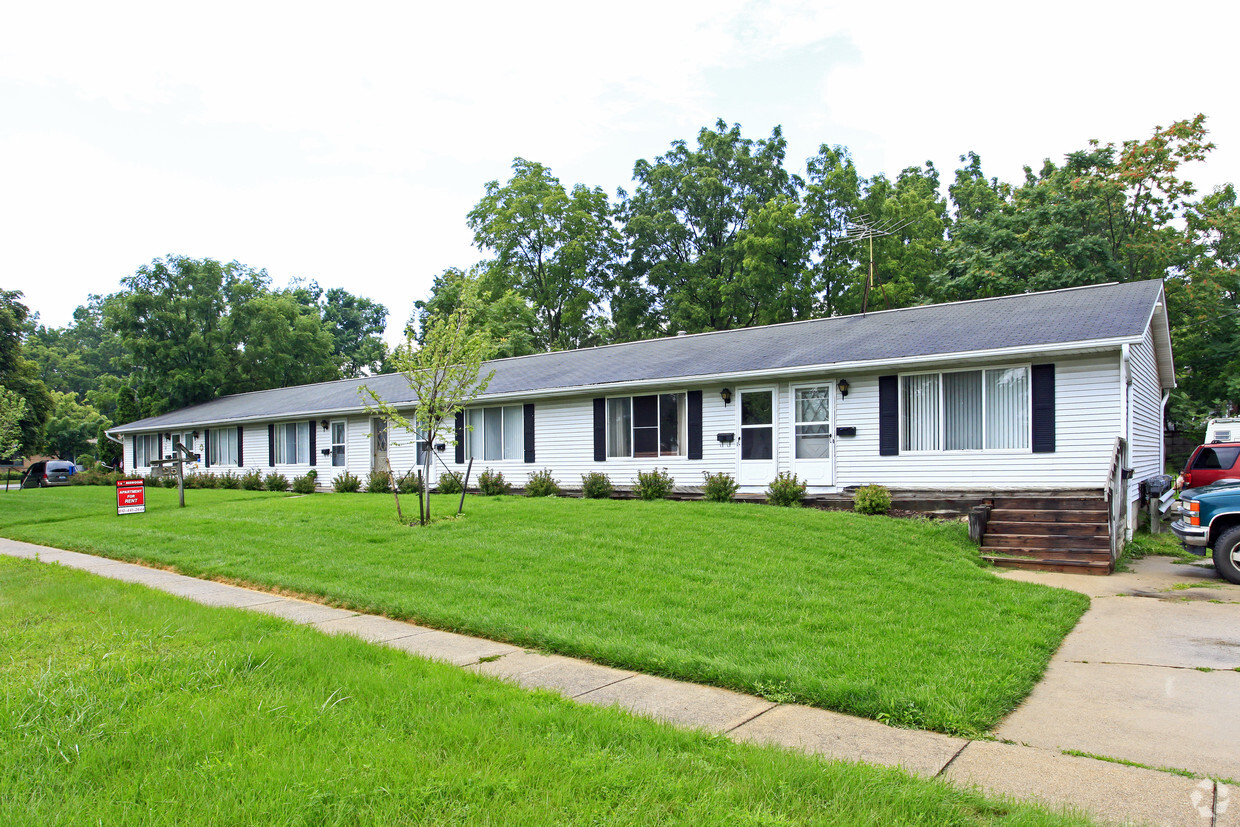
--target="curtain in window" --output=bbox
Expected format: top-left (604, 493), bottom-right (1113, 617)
top-left (211, 428), bottom-right (237, 465)
top-left (502, 406), bottom-right (523, 460)
top-left (944, 371), bottom-right (983, 450)
top-left (482, 408), bottom-right (502, 461)
top-left (607, 398), bottom-right (631, 457)
top-left (467, 409), bottom-right (485, 459)
top-left (901, 374), bottom-right (940, 451)
top-left (985, 367), bottom-right (1030, 449)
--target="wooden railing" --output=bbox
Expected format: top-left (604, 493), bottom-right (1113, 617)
top-left (1103, 437), bottom-right (1128, 562)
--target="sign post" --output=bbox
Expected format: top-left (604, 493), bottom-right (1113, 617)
top-left (116, 478), bottom-right (146, 515)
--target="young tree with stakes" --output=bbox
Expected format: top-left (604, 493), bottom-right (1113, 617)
top-left (359, 276), bottom-right (494, 525)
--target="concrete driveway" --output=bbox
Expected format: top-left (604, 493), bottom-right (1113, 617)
top-left (997, 555), bottom-right (1240, 782)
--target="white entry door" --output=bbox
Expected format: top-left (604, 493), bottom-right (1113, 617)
top-left (738, 387), bottom-right (777, 486)
top-left (791, 383), bottom-right (834, 486)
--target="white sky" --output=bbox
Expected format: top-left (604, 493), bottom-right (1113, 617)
top-left (3, 0), bottom-right (1237, 340)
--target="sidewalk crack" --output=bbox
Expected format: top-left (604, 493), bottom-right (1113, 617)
top-left (724, 702), bottom-right (778, 733)
top-left (935, 742), bottom-right (970, 778)
top-left (571, 675), bottom-right (635, 699)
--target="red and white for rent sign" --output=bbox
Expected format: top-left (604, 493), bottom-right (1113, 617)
top-left (116, 479), bottom-right (146, 515)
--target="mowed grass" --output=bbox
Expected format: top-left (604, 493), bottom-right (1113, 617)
top-left (0, 487), bottom-right (1089, 736)
top-left (0, 558), bottom-right (1095, 826)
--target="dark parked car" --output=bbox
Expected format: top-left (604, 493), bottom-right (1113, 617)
top-left (1170, 479), bottom-right (1240, 584)
top-left (19, 460), bottom-right (76, 488)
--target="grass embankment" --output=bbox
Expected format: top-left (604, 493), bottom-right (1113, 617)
top-left (0, 558), bottom-right (1094, 826)
top-left (0, 488), bottom-right (1089, 736)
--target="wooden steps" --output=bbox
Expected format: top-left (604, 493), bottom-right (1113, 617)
top-left (981, 495), bottom-right (1113, 575)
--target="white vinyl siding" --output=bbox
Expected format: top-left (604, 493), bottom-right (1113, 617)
top-left (1128, 327), bottom-right (1165, 505)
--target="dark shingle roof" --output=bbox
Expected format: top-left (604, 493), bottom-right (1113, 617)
top-left (111, 279), bottom-right (1164, 433)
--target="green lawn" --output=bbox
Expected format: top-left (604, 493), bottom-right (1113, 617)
top-left (0, 557), bottom-right (1093, 826)
top-left (0, 487), bottom-right (1089, 736)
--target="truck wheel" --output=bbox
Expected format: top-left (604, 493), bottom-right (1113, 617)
top-left (1212, 526), bottom-right (1240, 585)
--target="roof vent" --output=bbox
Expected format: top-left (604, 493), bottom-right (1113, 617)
top-left (676, 330), bottom-right (687, 337)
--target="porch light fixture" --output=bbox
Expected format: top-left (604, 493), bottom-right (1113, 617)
top-left (720, 388), bottom-right (733, 405)
top-left (838, 379), bottom-right (850, 397)
top-left (320, 419), bottom-right (330, 430)
top-left (191, 431), bottom-right (199, 439)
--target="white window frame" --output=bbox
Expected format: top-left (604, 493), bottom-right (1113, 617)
top-left (208, 428), bottom-right (238, 466)
top-left (465, 405), bottom-right (525, 462)
top-left (275, 421), bottom-right (310, 465)
top-left (898, 364), bottom-right (1033, 455)
top-left (330, 420), bottom-right (347, 467)
top-left (605, 391), bottom-right (688, 460)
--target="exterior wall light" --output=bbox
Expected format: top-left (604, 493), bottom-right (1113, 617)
top-left (720, 388), bottom-right (733, 405)
top-left (838, 379), bottom-right (850, 397)
top-left (191, 431), bottom-right (200, 439)
top-left (320, 419), bottom-right (330, 430)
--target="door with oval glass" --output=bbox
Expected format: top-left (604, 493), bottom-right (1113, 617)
top-left (791, 382), bottom-right (834, 486)
top-left (737, 387), bottom-right (777, 486)
top-left (371, 417), bottom-right (389, 475)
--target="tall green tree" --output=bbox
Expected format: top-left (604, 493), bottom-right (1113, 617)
top-left (618, 120), bottom-right (804, 334)
top-left (468, 159), bottom-right (619, 350)
top-left (0, 290), bottom-right (52, 453)
top-left (43, 391), bottom-right (110, 460)
top-left (936, 116), bottom-right (1212, 301)
top-left (284, 279), bottom-right (389, 376)
top-left (411, 267), bottom-right (537, 360)
top-left (802, 145), bottom-right (864, 316)
top-left (228, 292), bottom-right (339, 390)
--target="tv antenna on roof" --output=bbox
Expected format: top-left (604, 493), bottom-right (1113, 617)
top-left (844, 214), bottom-right (914, 315)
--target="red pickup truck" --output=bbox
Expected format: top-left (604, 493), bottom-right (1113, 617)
top-left (1179, 442), bottom-right (1240, 490)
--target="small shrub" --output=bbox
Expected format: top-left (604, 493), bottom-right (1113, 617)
top-left (264, 472), bottom-right (289, 492)
top-left (702, 471), bottom-right (739, 503)
top-left (365, 470), bottom-right (392, 494)
top-left (182, 472), bottom-right (203, 489)
top-left (202, 472), bottom-right (221, 489)
top-left (143, 471), bottom-right (162, 487)
top-left (436, 473), bottom-right (463, 495)
top-left (76, 454), bottom-right (95, 467)
top-left (854, 484), bottom-right (893, 515)
top-left (160, 474), bottom-right (178, 489)
top-left (524, 469), bottom-right (560, 497)
top-left (766, 471), bottom-right (806, 507)
top-left (333, 471), bottom-right (362, 493)
top-left (635, 467), bottom-right (674, 500)
top-left (291, 474), bottom-right (317, 494)
top-left (580, 471), bottom-right (613, 499)
top-left (219, 471), bottom-right (241, 489)
top-left (478, 468), bottom-right (509, 496)
top-left (396, 471), bottom-right (423, 495)
top-left (240, 469), bottom-right (265, 491)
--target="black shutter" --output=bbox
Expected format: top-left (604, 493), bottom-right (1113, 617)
top-left (268, 424), bottom-right (276, 466)
top-left (878, 375), bottom-right (899, 456)
top-left (204, 429), bottom-right (211, 468)
top-left (157, 435), bottom-right (163, 461)
top-left (593, 398), bottom-right (606, 462)
top-left (309, 420), bottom-right (317, 466)
top-left (236, 425), bottom-right (244, 466)
top-left (523, 403), bottom-right (536, 463)
top-left (687, 390), bottom-right (703, 460)
top-left (130, 436), bottom-right (136, 472)
top-left (455, 411), bottom-right (465, 464)
top-left (1032, 364), bottom-right (1056, 453)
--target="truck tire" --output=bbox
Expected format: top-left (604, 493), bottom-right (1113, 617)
top-left (1212, 525), bottom-right (1240, 585)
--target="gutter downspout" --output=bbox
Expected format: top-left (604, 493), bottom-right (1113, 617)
top-left (1161, 389), bottom-right (1171, 477)
top-left (106, 431), bottom-right (124, 472)
top-left (1120, 344), bottom-right (1133, 539)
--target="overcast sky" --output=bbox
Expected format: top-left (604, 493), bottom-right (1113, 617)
top-left (3, 0), bottom-right (1236, 340)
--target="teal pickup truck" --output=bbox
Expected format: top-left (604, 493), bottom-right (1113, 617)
top-left (1170, 480), bottom-right (1240, 584)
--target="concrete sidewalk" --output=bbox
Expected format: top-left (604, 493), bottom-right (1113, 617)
top-left (0, 537), bottom-right (1230, 827)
